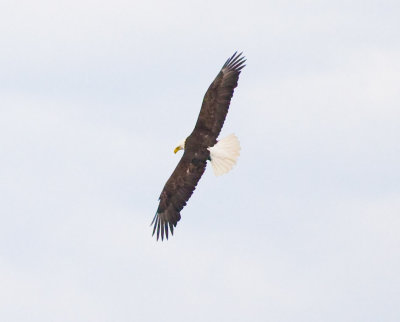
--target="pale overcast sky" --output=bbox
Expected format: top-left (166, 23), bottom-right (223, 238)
top-left (1, 0), bottom-right (399, 321)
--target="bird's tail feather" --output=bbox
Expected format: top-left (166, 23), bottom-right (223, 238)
top-left (208, 134), bottom-right (240, 176)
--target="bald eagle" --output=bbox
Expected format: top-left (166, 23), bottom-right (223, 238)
top-left (151, 52), bottom-right (246, 240)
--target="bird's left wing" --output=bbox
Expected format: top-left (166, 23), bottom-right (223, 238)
top-left (191, 52), bottom-right (246, 146)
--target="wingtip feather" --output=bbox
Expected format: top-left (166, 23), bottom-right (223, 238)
top-left (222, 51), bottom-right (246, 72)
top-left (152, 210), bottom-right (179, 241)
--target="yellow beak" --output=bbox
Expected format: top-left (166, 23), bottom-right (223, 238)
top-left (174, 146), bottom-right (182, 154)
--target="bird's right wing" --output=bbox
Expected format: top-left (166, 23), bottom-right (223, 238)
top-left (151, 152), bottom-right (207, 241)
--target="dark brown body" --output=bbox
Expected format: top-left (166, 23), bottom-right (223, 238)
top-left (152, 52), bottom-right (246, 240)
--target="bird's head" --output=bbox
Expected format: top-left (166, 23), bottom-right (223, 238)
top-left (174, 138), bottom-right (186, 154)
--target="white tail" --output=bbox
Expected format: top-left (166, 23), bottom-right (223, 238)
top-left (207, 134), bottom-right (241, 176)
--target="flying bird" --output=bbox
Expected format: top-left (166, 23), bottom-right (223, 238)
top-left (151, 52), bottom-right (246, 240)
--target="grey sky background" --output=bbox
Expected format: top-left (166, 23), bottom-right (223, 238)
top-left (1, 0), bottom-right (399, 321)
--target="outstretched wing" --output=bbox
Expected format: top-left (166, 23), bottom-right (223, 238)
top-left (152, 52), bottom-right (245, 240)
top-left (192, 52), bottom-right (246, 147)
top-left (151, 149), bottom-right (207, 240)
